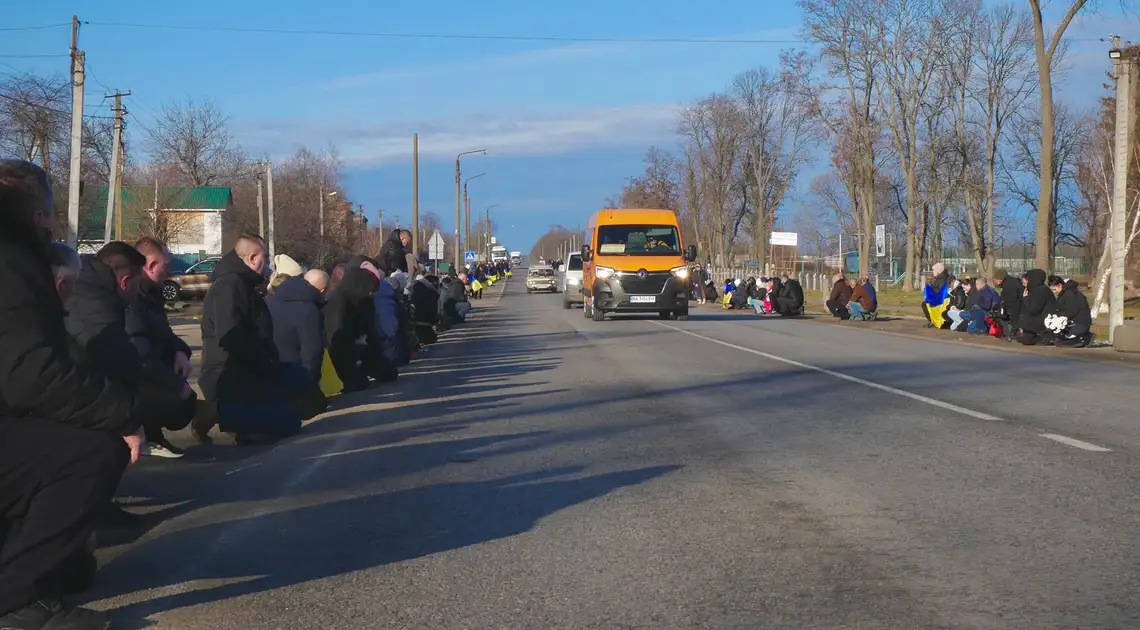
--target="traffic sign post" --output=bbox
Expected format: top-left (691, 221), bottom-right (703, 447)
top-left (428, 230), bottom-right (446, 270)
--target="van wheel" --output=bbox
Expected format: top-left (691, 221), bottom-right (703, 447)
top-left (592, 306), bottom-right (606, 321)
top-left (563, 299), bottom-right (571, 310)
top-left (658, 311), bottom-right (672, 320)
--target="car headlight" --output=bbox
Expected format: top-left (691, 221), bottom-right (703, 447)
top-left (671, 266), bottom-right (690, 280)
top-left (595, 266), bottom-right (615, 280)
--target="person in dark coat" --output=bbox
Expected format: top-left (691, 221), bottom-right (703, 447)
top-left (325, 266), bottom-right (397, 392)
top-left (772, 274), bottom-right (804, 316)
top-left (127, 237), bottom-right (198, 459)
top-left (193, 235), bottom-right (302, 443)
top-left (0, 160), bottom-right (139, 630)
top-left (1018, 268), bottom-right (1056, 345)
top-left (993, 269), bottom-right (1022, 338)
top-left (379, 229), bottom-right (409, 274)
top-left (967, 277), bottom-right (1002, 334)
top-left (266, 271), bottom-right (328, 380)
top-left (825, 274), bottom-right (853, 320)
top-left (409, 275), bottom-right (441, 344)
top-left (266, 270), bottom-right (330, 419)
top-left (1049, 277), bottom-right (1094, 348)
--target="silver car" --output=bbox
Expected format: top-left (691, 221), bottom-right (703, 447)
top-left (559, 253), bottom-right (584, 309)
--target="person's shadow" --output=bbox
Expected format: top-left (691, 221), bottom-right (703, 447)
top-left (86, 464), bottom-right (680, 627)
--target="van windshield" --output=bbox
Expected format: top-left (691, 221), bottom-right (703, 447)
top-left (567, 255), bottom-right (583, 270)
top-left (596, 225), bottom-right (681, 255)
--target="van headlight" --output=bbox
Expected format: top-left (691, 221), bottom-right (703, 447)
top-left (595, 266), bottom-right (615, 280)
top-left (671, 266), bottom-right (690, 280)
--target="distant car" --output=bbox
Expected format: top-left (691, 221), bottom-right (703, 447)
top-left (162, 256), bottom-right (221, 302)
top-left (526, 265), bottom-right (558, 293)
top-left (559, 252), bottom-right (584, 308)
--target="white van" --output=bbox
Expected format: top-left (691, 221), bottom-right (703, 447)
top-left (559, 252), bottom-right (584, 309)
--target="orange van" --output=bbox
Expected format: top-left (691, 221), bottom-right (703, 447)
top-left (580, 208), bottom-right (697, 321)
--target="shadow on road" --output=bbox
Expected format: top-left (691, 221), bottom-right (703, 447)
top-left (87, 464), bottom-right (680, 626)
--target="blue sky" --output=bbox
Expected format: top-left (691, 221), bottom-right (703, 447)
top-left (5, 1), bottom-right (1137, 253)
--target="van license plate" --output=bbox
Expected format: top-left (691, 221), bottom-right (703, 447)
top-left (629, 295), bottom-right (656, 304)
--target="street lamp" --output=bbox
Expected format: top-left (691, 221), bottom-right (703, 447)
top-left (319, 188), bottom-right (338, 241)
top-left (464, 172), bottom-right (486, 252)
top-left (455, 149), bottom-right (487, 269)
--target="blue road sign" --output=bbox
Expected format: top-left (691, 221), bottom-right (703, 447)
top-left (464, 251), bottom-right (477, 263)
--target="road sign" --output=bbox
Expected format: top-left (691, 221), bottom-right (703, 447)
top-left (427, 230), bottom-right (445, 260)
top-left (770, 231), bottom-right (798, 247)
top-left (464, 251), bottom-right (477, 264)
top-left (875, 224), bottom-right (886, 257)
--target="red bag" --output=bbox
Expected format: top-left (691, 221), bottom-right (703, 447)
top-left (985, 316), bottom-right (1002, 338)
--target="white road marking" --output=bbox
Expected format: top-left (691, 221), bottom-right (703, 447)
top-left (1039, 433), bottom-right (1112, 452)
top-left (652, 321), bottom-right (1004, 423)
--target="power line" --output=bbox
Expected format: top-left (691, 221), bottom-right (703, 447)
top-left (0, 53), bottom-right (68, 59)
top-left (0, 91), bottom-right (115, 119)
top-left (0, 23), bottom-right (70, 32)
top-left (82, 21), bottom-right (803, 44)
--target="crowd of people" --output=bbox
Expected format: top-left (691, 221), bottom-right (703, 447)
top-left (919, 263), bottom-right (1094, 348)
top-left (691, 269), bottom-right (807, 317)
top-left (0, 160), bottom-right (491, 629)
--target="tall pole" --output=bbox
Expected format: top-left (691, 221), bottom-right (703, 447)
top-left (66, 15), bottom-right (84, 247)
top-left (266, 161), bottom-right (276, 259)
top-left (412, 134), bottom-right (420, 255)
top-left (454, 150), bottom-right (486, 269)
top-left (1109, 46), bottom-right (1132, 344)
top-left (103, 92), bottom-right (128, 244)
top-left (256, 173), bottom-right (265, 237)
top-left (465, 194), bottom-right (472, 251)
top-left (318, 184), bottom-right (325, 242)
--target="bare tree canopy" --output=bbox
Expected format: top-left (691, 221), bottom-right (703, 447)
top-left (145, 98), bottom-right (245, 186)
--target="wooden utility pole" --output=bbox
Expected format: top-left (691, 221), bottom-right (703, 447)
top-left (66, 15), bottom-right (84, 246)
top-left (412, 134), bottom-right (419, 255)
top-left (103, 91), bottom-right (129, 244)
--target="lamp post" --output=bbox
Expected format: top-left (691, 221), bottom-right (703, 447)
top-left (319, 187), bottom-right (338, 266)
top-left (483, 203), bottom-right (500, 261)
top-left (1108, 39), bottom-right (1131, 343)
top-left (455, 149), bottom-right (487, 269)
top-left (464, 172), bottom-right (486, 253)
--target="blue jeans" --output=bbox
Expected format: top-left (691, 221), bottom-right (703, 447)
top-left (848, 302), bottom-right (866, 319)
top-left (947, 308), bottom-right (970, 331)
top-left (967, 307), bottom-right (987, 334)
top-left (217, 363), bottom-right (309, 437)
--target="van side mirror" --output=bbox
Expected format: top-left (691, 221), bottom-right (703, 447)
top-left (684, 244), bottom-right (697, 262)
top-left (581, 245), bottom-right (592, 262)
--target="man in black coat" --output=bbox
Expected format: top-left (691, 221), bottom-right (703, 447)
top-left (193, 234), bottom-right (303, 444)
top-left (773, 273), bottom-right (805, 316)
top-left (266, 269), bottom-right (330, 419)
top-left (0, 160), bottom-right (140, 630)
top-left (1018, 268), bottom-right (1056, 345)
top-left (379, 229), bottom-right (409, 274)
top-left (993, 269), bottom-right (1022, 338)
top-left (125, 237), bottom-right (198, 459)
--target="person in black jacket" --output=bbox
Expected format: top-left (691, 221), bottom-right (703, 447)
top-left (1049, 277), bottom-right (1094, 348)
top-left (325, 266), bottom-right (396, 392)
top-left (773, 273), bottom-right (805, 316)
top-left (379, 229), bottom-right (409, 274)
top-left (127, 237), bottom-right (198, 459)
top-left (266, 270), bottom-right (330, 419)
top-left (993, 269), bottom-right (1022, 338)
top-left (192, 235), bottom-right (302, 444)
top-left (1018, 268), bottom-right (1056, 345)
top-left (0, 160), bottom-right (140, 630)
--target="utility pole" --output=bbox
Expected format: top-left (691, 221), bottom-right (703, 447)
top-left (103, 91), bottom-right (129, 244)
top-left (412, 133), bottom-right (419, 255)
top-left (454, 149), bottom-right (486, 269)
top-left (66, 15), bottom-right (84, 247)
top-left (256, 172), bottom-right (265, 237)
top-left (1109, 39), bottom-right (1132, 344)
top-left (266, 160), bottom-right (276, 259)
top-left (465, 194), bottom-right (471, 252)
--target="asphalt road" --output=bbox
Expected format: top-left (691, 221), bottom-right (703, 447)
top-left (84, 275), bottom-right (1140, 629)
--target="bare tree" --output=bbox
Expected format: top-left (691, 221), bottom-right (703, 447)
top-left (731, 51), bottom-right (822, 271)
top-left (146, 98), bottom-right (246, 186)
top-left (677, 95), bottom-right (743, 265)
top-left (613, 147), bottom-right (682, 210)
top-left (801, 0), bottom-right (886, 280)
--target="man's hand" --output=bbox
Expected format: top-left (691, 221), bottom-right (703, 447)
top-left (173, 351), bottom-right (193, 379)
top-left (123, 430), bottom-right (145, 465)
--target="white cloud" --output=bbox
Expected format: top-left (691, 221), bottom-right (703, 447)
top-left (237, 103), bottom-right (681, 166)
